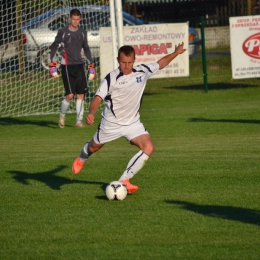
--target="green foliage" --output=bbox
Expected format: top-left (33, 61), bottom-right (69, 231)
top-left (0, 83), bottom-right (260, 259)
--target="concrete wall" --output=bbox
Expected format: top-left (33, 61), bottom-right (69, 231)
top-left (196, 26), bottom-right (230, 49)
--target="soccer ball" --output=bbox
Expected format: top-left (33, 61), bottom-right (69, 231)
top-left (105, 181), bottom-right (127, 201)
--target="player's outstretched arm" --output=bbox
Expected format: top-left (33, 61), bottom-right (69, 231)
top-left (157, 42), bottom-right (186, 70)
top-left (86, 95), bottom-right (102, 125)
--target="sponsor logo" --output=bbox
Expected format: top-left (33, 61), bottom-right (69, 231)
top-left (242, 33), bottom-right (260, 59)
top-left (119, 81), bottom-right (128, 85)
top-left (136, 76), bottom-right (142, 83)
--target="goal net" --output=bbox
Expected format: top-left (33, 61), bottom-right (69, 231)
top-left (0, 0), bottom-right (110, 118)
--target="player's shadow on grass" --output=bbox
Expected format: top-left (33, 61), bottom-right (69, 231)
top-left (8, 165), bottom-right (106, 190)
top-left (0, 117), bottom-right (57, 128)
top-left (165, 200), bottom-right (260, 226)
top-left (189, 118), bottom-right (260, 124)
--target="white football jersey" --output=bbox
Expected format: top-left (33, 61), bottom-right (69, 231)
top-left (95, 62), bottom-right (160, 125)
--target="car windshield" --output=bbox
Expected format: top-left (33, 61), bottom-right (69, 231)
top-left (48, 14), bottom-right (70, 30)
top-left (81, 12), bottom-right (110, 31)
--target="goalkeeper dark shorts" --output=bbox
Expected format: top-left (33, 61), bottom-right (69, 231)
top-left (61, 64), bottom-right (88, 95)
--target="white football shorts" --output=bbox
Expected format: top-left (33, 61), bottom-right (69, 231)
top-left (93, 118), bottom-right (149, 144)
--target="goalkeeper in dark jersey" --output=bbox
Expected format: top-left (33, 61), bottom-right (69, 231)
top-left (50, 8), bottom-right (96, 128)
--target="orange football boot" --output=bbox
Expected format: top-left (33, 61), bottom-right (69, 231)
top-left (72, 157), bottom-right (85, 174)
top-left (121, 179), bottom-right (138, 194)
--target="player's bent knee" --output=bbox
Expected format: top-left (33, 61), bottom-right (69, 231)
top-left (143, 143), bottom-right (154, 156)
top-left (88, 140), bottom-right (103, 154)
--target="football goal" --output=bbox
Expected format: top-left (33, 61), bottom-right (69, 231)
top-left (0, 0), bottom-right (111, 118)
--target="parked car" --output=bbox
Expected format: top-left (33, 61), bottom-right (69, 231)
top-left (1, 5), bottom-right (201, 70)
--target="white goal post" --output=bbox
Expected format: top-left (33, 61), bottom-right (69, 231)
top-left (0, 0), bottom-right (123, 118)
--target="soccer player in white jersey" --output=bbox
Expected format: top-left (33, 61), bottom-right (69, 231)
top-left (72, 43), bottom-right (186, 194)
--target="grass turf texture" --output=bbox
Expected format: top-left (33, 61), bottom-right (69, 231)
top-left (0, 83), bottom-right (260, 259)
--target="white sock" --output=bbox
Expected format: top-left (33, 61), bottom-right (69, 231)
top-left (119, 150), bottom-right (149, 181)
top-left (60, 99), bottom-right (70, 116)
top-left (76, 99), bottom-right (84, 124)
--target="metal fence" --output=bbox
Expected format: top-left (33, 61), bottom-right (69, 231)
top-left (123, 0), bottom-right (260, 27)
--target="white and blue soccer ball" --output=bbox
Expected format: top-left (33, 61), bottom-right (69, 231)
top-left (105, 181), bottom-right (127, 201)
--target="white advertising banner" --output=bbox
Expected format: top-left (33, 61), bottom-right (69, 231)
top-left (230, 15), bottom-right (260, 79)
top-left (99, 23), bottom-right (189, 79)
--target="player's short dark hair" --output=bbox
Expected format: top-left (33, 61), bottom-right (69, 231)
top-left (70, 8), bottom-right (81, 17)
top-left (118, 45), bottom-right (135, 59)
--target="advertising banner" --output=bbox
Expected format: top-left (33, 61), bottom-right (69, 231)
top-left (230, 15), bottom-right (260, 79)
top-left (99, 23), bottom-right (189, 79)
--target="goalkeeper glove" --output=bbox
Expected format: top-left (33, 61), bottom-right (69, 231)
top-left (88, 63), bottom-right (96, 81)
top-left (49, 62), bottom-right (59, 78)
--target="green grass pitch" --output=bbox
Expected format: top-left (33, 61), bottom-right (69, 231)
top-left (0, 83), bottom-right (260, 259)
